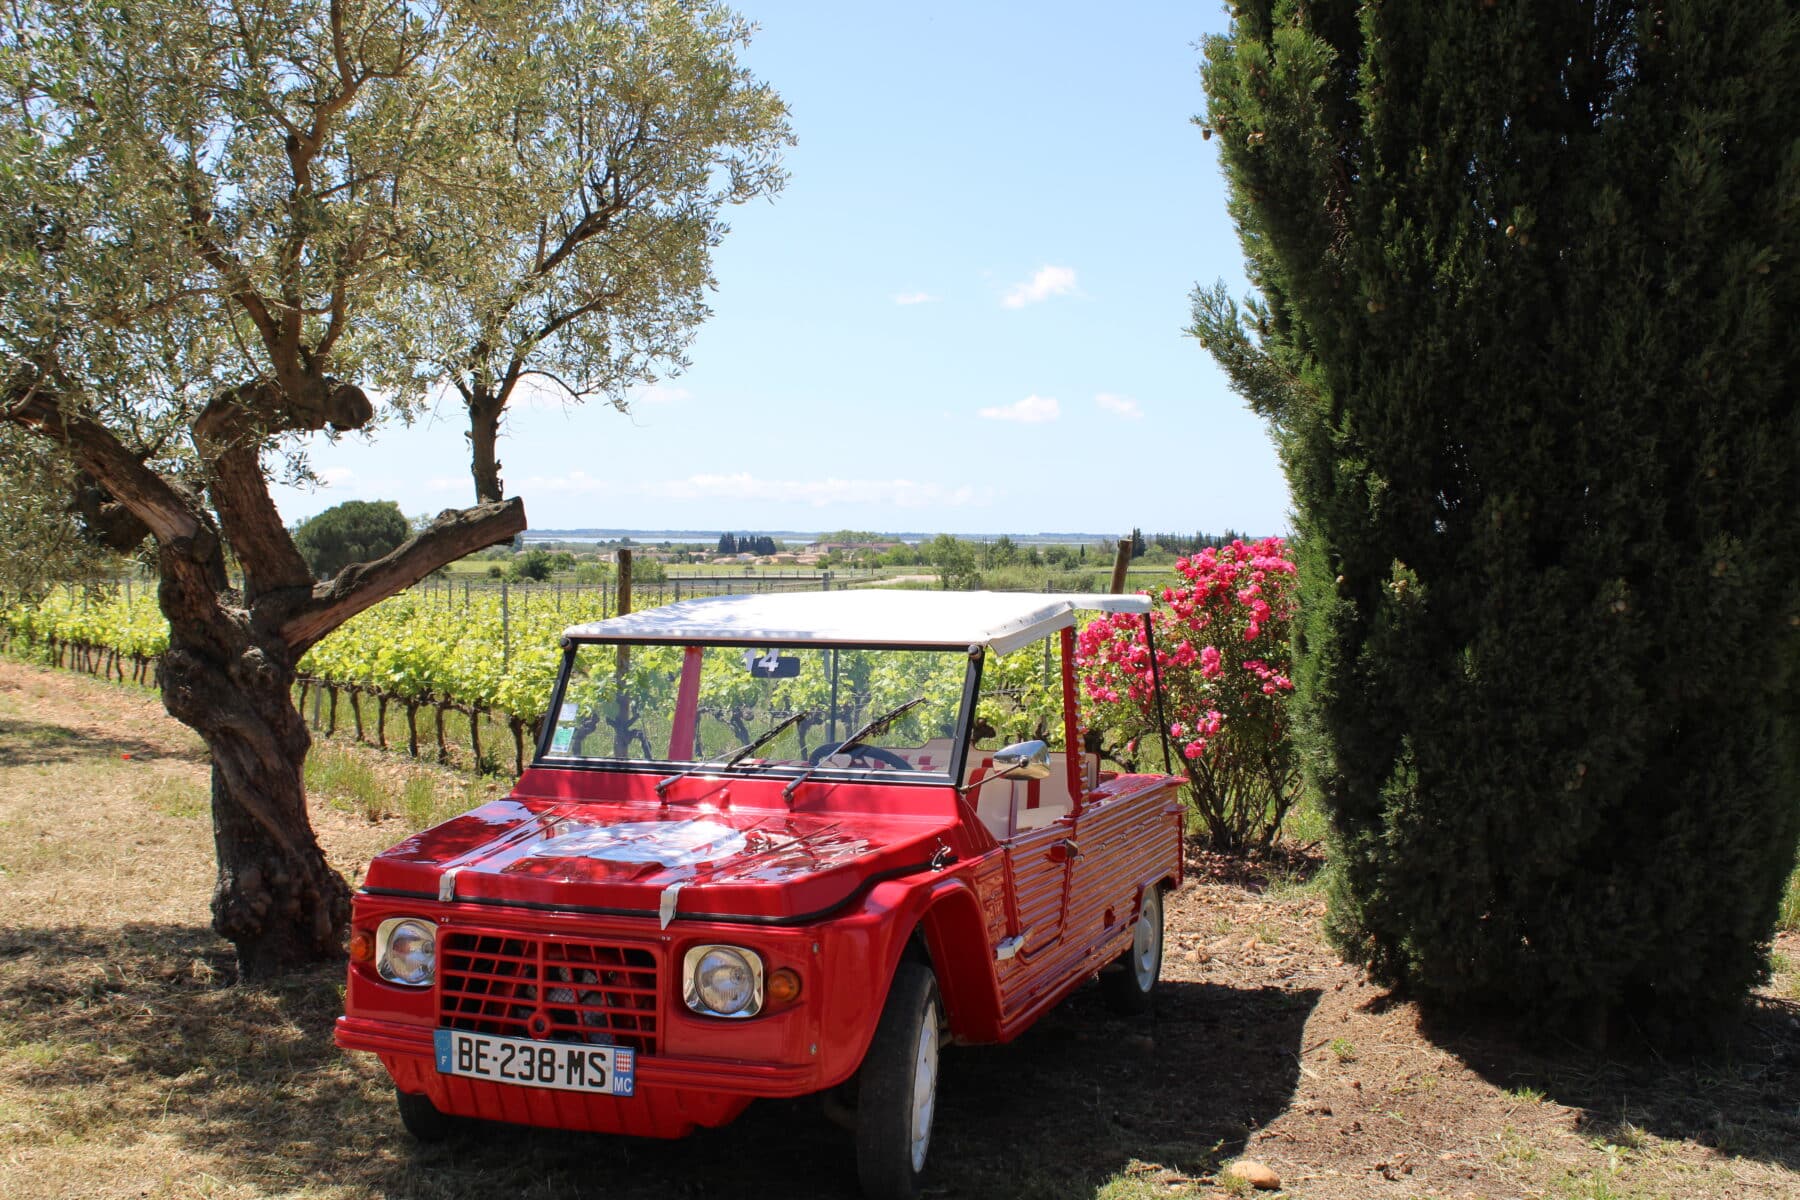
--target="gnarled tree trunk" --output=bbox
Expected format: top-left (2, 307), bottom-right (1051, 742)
top-left (160, 628), bottom-right (348, 976)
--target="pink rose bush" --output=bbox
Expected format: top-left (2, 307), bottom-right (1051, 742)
top-left (1077, 537), bottom-right (1300, 850)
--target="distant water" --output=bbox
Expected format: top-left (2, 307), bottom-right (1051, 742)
top-left (522, 529), bottom-right (1117, 546)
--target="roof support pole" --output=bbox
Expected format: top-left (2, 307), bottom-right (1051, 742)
top-left (1142, 612), bottom-right (1174, 774)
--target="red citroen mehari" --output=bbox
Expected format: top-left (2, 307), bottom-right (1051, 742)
top-left (336, 589), bottom-right (1183, 1199)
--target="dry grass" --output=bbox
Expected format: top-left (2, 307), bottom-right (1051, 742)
top-left (2, 657), bottom-right (1798, 1199)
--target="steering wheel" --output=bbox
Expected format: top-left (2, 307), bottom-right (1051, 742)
top-left (806, 741), bottom-right (912, 770)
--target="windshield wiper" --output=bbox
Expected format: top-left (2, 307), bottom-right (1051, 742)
top-left (656, 710), bottom-right (813, 797)
top-left (783, 695), bottom-right (927, 802)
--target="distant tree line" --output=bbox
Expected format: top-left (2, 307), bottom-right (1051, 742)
top-left (716, 533), bottom-right (779, 555)
top-left (1137, 529), bottom-right (1251, 558)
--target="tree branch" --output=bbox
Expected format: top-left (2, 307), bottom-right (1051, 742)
top-left (278, 497), bottom-right (527, 652)
top-left (6, 378), bottom-right (209, 554)
top-left (209, 441), bottom-right (315, 596)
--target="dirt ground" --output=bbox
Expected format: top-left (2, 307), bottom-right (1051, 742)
top-left (1, 657), bottom-right (1797, 1200)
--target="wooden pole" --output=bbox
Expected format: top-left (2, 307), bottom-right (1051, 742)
top-left (613, 549), bottom-right (634, 758)
top-left (1109, 538), bottom-right (1132, 594)
top-left (616, 548), bottom-right (633, 617)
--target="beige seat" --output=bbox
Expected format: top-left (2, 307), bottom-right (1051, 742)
top-left (963, 751), bottom-right (1097, 840)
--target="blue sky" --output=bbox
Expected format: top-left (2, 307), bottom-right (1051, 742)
top-left (273, 1), bottom-right (1288, 538)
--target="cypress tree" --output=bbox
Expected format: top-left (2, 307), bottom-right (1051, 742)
top-left (1193, 2), bottom-right (1799, 1031)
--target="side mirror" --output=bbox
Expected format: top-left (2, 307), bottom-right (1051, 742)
top-left (990, 739), bottom-right (1052, 781)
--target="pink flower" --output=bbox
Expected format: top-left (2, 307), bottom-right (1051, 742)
top-left (1200, 645), bottom-right (1223, 678)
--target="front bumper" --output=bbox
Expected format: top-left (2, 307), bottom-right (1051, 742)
top-left (337, 1015), bottom-right (822, 1138)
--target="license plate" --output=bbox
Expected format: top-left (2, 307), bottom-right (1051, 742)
top-left (433, 1029), bottom-right (636, 1096)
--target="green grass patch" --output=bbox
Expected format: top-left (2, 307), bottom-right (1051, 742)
top-left (138, 777), bottom-right (207, 820)
top-left (1778, 864), bottom-right (1799, 934)
top-left (304, 746), bottom-right (391, 821)
top-left (1280, 791), bottom-right (1330, 848)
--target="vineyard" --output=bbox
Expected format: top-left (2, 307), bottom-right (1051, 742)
top-left (0, 582), bottom-right (615, 773)
top-left (0, 576), bottom-right (1073, 776)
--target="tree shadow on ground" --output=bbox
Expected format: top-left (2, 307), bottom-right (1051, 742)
top-left (1416, 993), bottom-right (1800, 1174)
top-left (0, 923), bottom-right (1318, 1199)
top-left (0, 715), bottom-right (205, 768)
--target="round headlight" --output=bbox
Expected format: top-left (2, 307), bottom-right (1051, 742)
top-left (683, 945), bottom-right (764, 1017)
top-left (376, 918), bottom-right (437, 987)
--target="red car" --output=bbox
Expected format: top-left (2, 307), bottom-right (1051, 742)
top-left (337, 590), bottom-right (1183, 1199)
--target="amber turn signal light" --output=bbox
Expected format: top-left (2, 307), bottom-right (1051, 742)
top-left (767, 967), bottom-right (802, 1005)
top-left (348, 930), bottom-right (374, 964)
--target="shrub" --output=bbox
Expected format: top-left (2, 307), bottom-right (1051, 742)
top-left (1078, 537), bottom-right (1300, 851)
top-left (1194, 3), bottom-right (1800, 1029)
top-left (293, 500), bottom-right (409, 580)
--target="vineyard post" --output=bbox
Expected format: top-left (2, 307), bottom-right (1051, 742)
top-left (501, 581), bottom-right (511, 672)
top-left (1109, 538), bottom-right (1132, 594)
top-left (614, 549), bottom-right (633, 758)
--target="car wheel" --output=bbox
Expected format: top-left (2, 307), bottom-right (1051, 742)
top-left (395, 1087), bottom-right (455, 1142)
top-left (1102, 885), bottom-right (1164, 1015)
top-left (855, 962), bottom-right (942, 1200)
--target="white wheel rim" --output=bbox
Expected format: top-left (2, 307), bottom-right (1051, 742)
top-left (1131, 890), bottom-right (1161, 990)
top-left (909, 1000), bottom-right (939, 1173)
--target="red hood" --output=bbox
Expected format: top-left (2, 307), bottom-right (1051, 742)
top-left (363, 797), bottom-right (951, 923)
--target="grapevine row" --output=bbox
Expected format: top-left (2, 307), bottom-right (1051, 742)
top-left (0, 585), bottom-right (602, 773)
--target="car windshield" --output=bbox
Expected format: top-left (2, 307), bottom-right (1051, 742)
top-left (541, 641), bottom-right (974, 782)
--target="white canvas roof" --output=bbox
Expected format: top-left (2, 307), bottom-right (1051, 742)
top-left (562, 589), bottom-right (1152, 656)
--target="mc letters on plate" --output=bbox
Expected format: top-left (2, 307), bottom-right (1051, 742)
top-left (433, 1029), bottom-right (636, 1096)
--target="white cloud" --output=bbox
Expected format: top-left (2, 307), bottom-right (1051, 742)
top-left (893, 291), bottom-right (938, 306)
top-left (509, 471), bottom-right (994, 510)
top-left (978, 394), bottom-right (1060, 424)
top-left (1001, 265), bottom-right (1078, 309)
top-left (318, 465), bottom-right (355, 485)
top-left (1095, 392), bottom-right (1142, 419)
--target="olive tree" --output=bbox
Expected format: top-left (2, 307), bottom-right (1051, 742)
top-left (434, 2), bottom-right (790, 502)
top-left (0, 0), bottom-right (787, 977)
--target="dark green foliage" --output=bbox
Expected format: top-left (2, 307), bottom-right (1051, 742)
top-left (1144, 530), bottom-right (1250, 557)
top-left (511, 550), bottom-right (552, 581)
top-left (1193, 2), bottom-right (1799, 1030)
top-left (293, 500), bottom-right (410, 580)
top-left (923, 534), bottom-right (982, 590)
top-left (716, 532), bottom-right (775, 555)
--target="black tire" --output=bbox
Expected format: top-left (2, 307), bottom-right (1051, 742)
top-left (1102, 885), bottom-right (1164, 1015)
top-left (395, 1087), bottom-right (455, 1142)
top-left (855, 962), bottom-right (943, 1200)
